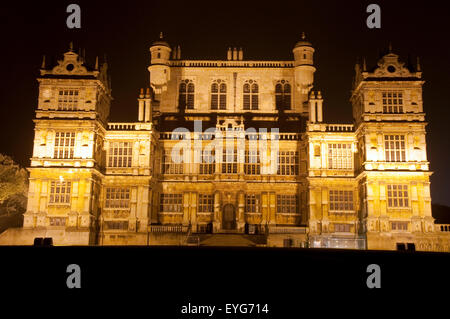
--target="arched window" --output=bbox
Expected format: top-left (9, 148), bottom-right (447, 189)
top-left (179, 80), bottom-right (195, 109)
top-left (211, 80), bottom-right (227, 110)
top-left (243, 80), bottom-right (258, 110)
top-left (275, 80), bottom-right (291, 110)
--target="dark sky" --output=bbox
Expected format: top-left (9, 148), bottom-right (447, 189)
top-left (0, 0), bottom-right (449, 205)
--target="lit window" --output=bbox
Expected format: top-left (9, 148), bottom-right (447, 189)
top-left (160, 193), bottom-right (183, 213)
top-left (277, 151), bottom-right (298, 175)
top-left (58, 89), bottom-right (79, 110)
top-left (244, 150), bottom-right (260, 175)
top-left (162, 149), bottom-right (184, 174)
top-left (329, 190), bottom-right (354, 212)
top-left (54, 132), bottom-right (75, 159)
top-left (211, 80), bottom-right (227, 110)
top-left (198, 194), bottom-right (214, 213)
top-left (275, 80), bottom-right (291, 110)
top-left (277, 195), bottom-right (298, 214)
top-left (179, 80), bottom-right (195, 109)
top-left (108, 142), bottom-right (132, 167)
top-left (387, 184), bottom-right (409, 208)
top-left (245, 194), bottom-right (260, 213)
top-left (334, 223), bottom-right (351, 232)
top-left (49, 181), bottom-right (71, 205)
top-left (384, 135), bottom-right (406, 162)
top-left (105, 187), bottom-right (131, 209)
top-left (328, 144), bottom-right (353, 169)
top-left (382, 91), bottom-right (403, 113)
top-left (243, 80), bottom-right (258, 110)
top-left (49, 217), bottom-right (66, 226)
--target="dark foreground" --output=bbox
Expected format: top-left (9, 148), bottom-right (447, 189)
top-left (1, 246), bottom-right (448, 316)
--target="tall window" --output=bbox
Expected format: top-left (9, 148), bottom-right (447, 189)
top-left (277, 151), bottom-right (299, 175)
top-left (387, 185), bottom-right (409, 208)
top-left (179, 80), bottom-right (195, 109)
top-left (275, 80), bottom-right (291, 110)
top-left (54, 132), bottom-right (75, 159)
top-left (162, 149), bottom-right (184, 174)
top-left (211, 80), bottom-right (227, 110)
top-left (384, 135), bottom-right (406, 162)
top-left (49, 181), bottom-right (71, 205)
top-left (328, 144), bottom-right (353, 169)
top-left (198, 194), bottom-right (214, 213)
top-left (58, 89), bottom-right (79, 110)
top-left (222, 149), bottom-right (237, 173)
top-left (382, 91), bottom-right (403, 113)
top-left (243, 80), bottom-right (258, 110)
top-left (329, 190), bottom-right (354, 212)
top-left (108, 142), bottom-right (132, 167)
top-left (105, 187), bottom-right (130, 209)
top-left (245, 194), bottom-right (260, 213)
top-left (334, 223), bottom-right (351, 232)
top-left (160, 193), bottom-right (183, 213)
top-left (199, 150), bottom-right (215, 175)
top-left (277, 195), bottom-right (298, 214)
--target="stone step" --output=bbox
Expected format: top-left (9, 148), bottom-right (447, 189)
top-left (198, 234), bottom-right (264, 247)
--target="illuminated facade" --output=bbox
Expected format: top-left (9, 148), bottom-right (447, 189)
top-left (1, 34), bottom-right (449, 251)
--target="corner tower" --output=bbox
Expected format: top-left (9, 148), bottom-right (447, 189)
top-left (351, 47), bottom-right (434, 251)
top-left (148, 32), bottom-right (172, 94)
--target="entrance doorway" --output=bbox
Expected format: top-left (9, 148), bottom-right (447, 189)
top-left (222, 204), bottom-right (236, 230)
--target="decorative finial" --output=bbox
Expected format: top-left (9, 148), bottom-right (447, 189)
top-left (159, 32), bottom-right (163, 39)
top-left (69, 41), bottom-right (73, 52)
top-left (301, 32), bottom-right (306, 40)
top-left (417, 57), bottom-right (421, 72)
top-left (41, 55), bottom-right (46, 69)
top-left (388, 42), bottom-right (392, 53)
top-left (95, 56), bottom-right (99, 70)
top-left (363, 58), bottom-right (367, 71)
top-left (140, 88), bottom-right (144, 95)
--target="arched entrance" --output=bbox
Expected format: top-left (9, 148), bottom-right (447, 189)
top-left (222, 204), bottom-right (236, 230)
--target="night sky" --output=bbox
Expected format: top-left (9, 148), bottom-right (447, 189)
top-left (0, 1), bottom-right (449, 205)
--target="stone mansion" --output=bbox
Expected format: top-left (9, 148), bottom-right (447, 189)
top-left (1, 33), bottom-right (449, 251)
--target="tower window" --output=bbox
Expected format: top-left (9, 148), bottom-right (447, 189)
top-left (334, 223), bottom-right (351, 232)
top-left (329, 190), bottom-right (354, 212)
top-left (275, 80), bottom-right (291, 110)
top-left (179, 80), bottom-right (195, 109)
top-left (328, 143), bottom-right (353, 169)
top-left (243, 80), bottom-right (259, 110)
top-left (108, 141), bottom-right (133, 168)
top-left (222, 148), bottom-right (237, 174)
top-left (382, 91), bottom-right (403, 113)
top-left (391, 221), bottom-right (409, 231)
top-left (105, 187), bottom-right (131, 209)
top-left (384, 135), bottom-right (406, 162)
top-left (211, 80), bottom-right (227, 110)
top-left (49, 180), bottom-right (71, 205)
top-left (58, 89), bottom-right (79, 111)
top-left (244, 150), bottom-right (260, 175)
top-left (387, 185), bottom-right (409, 208)
top-left (199, 150), bottom-right (215, 175)
top-left (54, 132), bottom-right (75, 159)
top-left (162, 149), bottom-right (184, 174)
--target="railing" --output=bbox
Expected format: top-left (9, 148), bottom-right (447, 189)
top-left (159, 132), bottom-right (300, 140)
top-left (326, 124), bottom-right (354, 132)
top-left (149, 225), bottom-right (187, 233)
top-left (108, 123), bottom-right (137, 130)
top-left (437, 224), bottom-right (450, 232)
top-left (169, 60), bottom-right (294, 68)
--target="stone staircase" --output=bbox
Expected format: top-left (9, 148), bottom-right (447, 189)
top-left (196, 234), bottom-right (266, 247)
